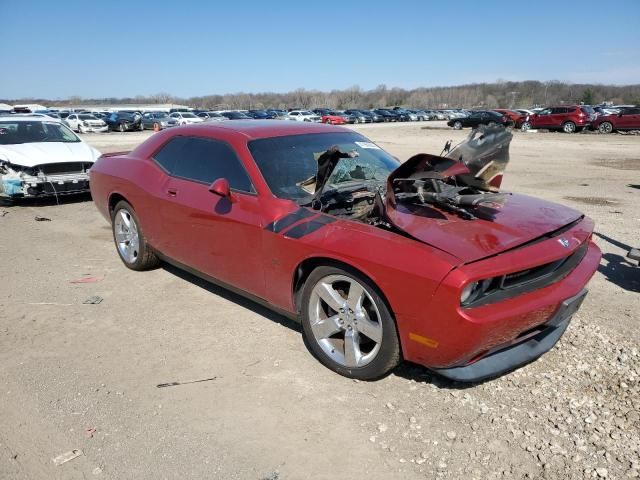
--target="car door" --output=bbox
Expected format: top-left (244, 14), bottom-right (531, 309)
top-left (549, 107), bottom-right (567, 128)
top-left (150, 135), bottom-right (266, 297)
top-left (467, 112), bottom-right (482, 127)
top-left (620, 108), bottom-right (640, 129)
top-left (534, 108), bottom-right (552, 128)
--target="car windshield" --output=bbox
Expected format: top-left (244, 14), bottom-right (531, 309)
top-left (248, 132), bottom-right (399, 200)
top-left (79, 114), bottom-right (97, 120)
top-left (181, 113), bottom-right (197, 118)
top-left (0, 120), bottom-right (80, 145)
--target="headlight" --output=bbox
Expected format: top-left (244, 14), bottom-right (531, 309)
top-left (460, 278), bottom-right (496, 306)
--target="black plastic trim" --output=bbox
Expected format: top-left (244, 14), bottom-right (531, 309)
top-left (284, 215), bottom-right (337, 239)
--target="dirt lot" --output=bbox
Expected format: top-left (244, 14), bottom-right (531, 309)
top-left (1, 122), bottom-right (638, 479)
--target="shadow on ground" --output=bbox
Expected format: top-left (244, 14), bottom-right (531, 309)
top-left (0, 192), bottom-right (92, 207)
top-left (161, 261), bottom-right (300, 332)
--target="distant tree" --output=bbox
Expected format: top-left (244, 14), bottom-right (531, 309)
top-left (581, 88), bottom-right (595, 105)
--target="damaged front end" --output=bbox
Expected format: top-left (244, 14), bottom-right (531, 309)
top-left (303, 124), bottom-right (513, 227)
top-left (0, 159), bottom-right (93, 200)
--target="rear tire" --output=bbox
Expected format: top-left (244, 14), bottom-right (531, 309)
top-left (111, 200), bottom-right (159, 271)
top-left (118, 123), bottom-right (126, 133)
top-left (300, 265), bottom-right (401, 380)
top-left (598, 122), bottom-right (613, 134)
top-left (563, 121), bottom-right (576, 133)
top-left (453, 121), bottom-right (463, 130)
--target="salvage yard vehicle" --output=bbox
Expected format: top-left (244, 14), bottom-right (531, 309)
top-left (591, 106), bottom-right (640, 133)
top-left (0, 117), bottom-right (100, 202)
top-left (105, 112), bottom-right (144, 132)
top-left (64, 113), bottom-right (108, 133)
top-left (142, 112), bottom-right (178, 130)
top-left (448, 111), bottom-right (512, 130)
top-left (493, 109), bottom-right (527, 129)
top-left (90, 121), bottom-right (600, 382)
top-left (220, 111), bottom-right (253, 121)
top-left (286, 110), bottom-right (321, 122)
top-left (169, 111), bottom-right (204, 125)
top-left (197, 111), bottom-right (226, 122)
top-left (521, 106), bottom-right (594, 133)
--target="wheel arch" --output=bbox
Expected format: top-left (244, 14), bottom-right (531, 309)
top-left (291, 256), bottom-right (397, 325)
top-left (108, 192), bottom-right (133, 217)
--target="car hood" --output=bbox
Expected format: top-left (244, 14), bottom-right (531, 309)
top-left (384, 125), bottom-right (583, 262)
top-left (387, 193), bottom-right (582, 262)
top-left (0, 142), bottom-right (101, 167)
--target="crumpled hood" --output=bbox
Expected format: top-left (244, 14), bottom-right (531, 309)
top-left (383, 125), bottom-right (583, 262)
top-left (0, 142), bottom-right (101, 168)
top-left (387, 192), bottom-right (583, 262)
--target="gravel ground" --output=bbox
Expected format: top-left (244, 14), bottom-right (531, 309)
top-left (0, 122), bottom-right (638, 479)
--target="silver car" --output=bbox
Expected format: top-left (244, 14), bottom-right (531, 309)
top-left (142, 112), bottom-right (178, 130)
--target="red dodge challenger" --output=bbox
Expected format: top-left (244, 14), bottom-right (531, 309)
top-left (90, 121), bottom-right (601, 381)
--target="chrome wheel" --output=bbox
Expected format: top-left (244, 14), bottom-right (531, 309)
top-left (563, 121), bottom-right (576, 133)
top-left (308, 274), bottom-right (383, 368)
top-left (453, 121), bottom-right (463, 130)
top-left (599, 122), bottom-right (613, 134)
top-left (521, 121), bottom-right (532, 131)
top-left (114, 209), bottom-right (140, 264)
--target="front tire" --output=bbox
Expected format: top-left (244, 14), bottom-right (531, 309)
top-left (563, 121), bottom-right (576, 133)
top-left (118, 123), bottom-right (126, 133)
top-left (453, 121), bottom-right (463, 130)
top-left (300, 265), bottom-right (401, 380)
top-left (111, 201), bottom-right (159, 271)
top-left (598, 122), bottom-right (613, 134)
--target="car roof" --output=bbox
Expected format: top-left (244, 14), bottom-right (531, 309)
top-left (0, 115), bottom-right (57, 122)
top-left (188, 119), bottom-right (348, 140)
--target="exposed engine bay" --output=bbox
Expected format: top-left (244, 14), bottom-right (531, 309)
top-left (299, 124), bottom-right (513, 227)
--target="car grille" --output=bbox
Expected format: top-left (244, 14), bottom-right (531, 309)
top-left (468, 242), bottom-right (589, 308)
top-left (35, 162), bottom-right (93, 175)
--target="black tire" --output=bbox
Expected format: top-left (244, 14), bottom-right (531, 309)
top-left (138, 122), bottom-right (144, 131)
top-left (111, 200), bottom-right (159, 271)
top-left (300, 265), bottom-right (401, 380)
top-left (118, 123), bottom-right (126, 133)
top-left (453, 121), bottom-right (463, 130)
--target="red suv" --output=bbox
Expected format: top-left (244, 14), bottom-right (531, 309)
top-left (591, 107), bottom-right (640, 133)
top-left (522, 106), bottom-right (594, 133)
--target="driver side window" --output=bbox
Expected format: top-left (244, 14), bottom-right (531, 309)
top-left (152, 136), bottom-right (254, 193)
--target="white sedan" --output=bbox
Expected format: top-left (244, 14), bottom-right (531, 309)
top-left (286, 110), bottom-right (321, 122)
top-left (168, 112), bottom-right (204, 125)
top-left (0, 116), bottom-right (101, 203)
top-left (64, 113), bottom-right (108, 133)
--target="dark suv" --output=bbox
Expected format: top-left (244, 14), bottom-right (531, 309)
top-left (522, 106), bottom-right (594, 133)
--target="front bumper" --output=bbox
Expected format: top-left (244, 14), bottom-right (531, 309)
top-left (1, 172), bottom-right (91, 198)
top-left (83, 125), bottom-right (108, 133)
top-left (431, 289), bottom-right (587, 382)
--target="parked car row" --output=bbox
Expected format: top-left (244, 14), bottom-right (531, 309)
top-left (443, 105), bottom-right (640, 134)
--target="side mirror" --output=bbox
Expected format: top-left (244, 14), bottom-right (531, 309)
top-left (209, 178), bottom-right (231, 198)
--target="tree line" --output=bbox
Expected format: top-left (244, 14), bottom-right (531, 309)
top-left (5, 81), bottom-right (640, 110)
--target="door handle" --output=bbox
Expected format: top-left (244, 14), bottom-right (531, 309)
top-left (167, 188), bottom-right (177, 197)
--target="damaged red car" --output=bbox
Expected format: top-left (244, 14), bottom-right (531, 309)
top-left (90, 122), bottom-right (601, 382)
